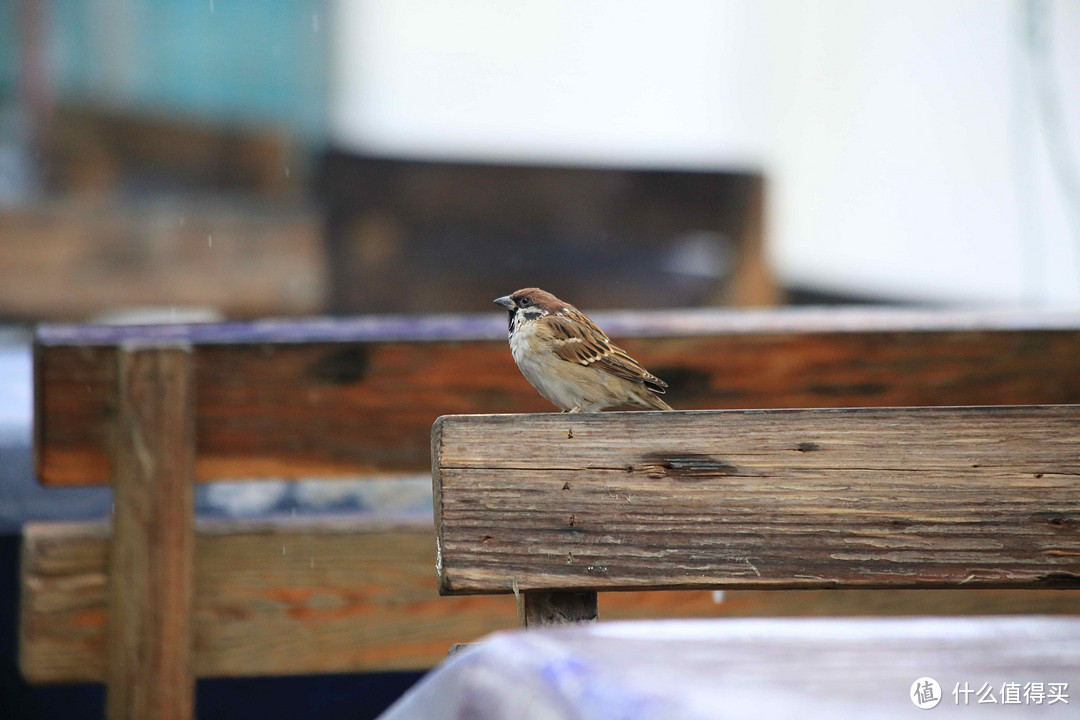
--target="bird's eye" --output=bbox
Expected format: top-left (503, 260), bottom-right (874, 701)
top-left (519, 296), bottom-right (532, 306)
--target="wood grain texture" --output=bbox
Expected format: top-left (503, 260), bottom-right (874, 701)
top-left (21, 521), bottom-right (1080, 683)
top-left (35, 310), bottom-right (1080, 485)
top-left (106, 348), bottom-right (195, 720)
top-left (517, 592), bottom-right (599, 627)
top-left (20, 519), bottom-right (515, 682)
top-left (433, 406), bottom-right (1080, 594)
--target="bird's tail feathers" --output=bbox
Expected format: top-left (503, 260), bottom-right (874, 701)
top-left (637, 389), bottom-right (672, 411)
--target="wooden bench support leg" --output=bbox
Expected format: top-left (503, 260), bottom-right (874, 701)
top-left (517, 591), bottom-right (598, 628)
top-left (106, 347), bottom-right (196, 720)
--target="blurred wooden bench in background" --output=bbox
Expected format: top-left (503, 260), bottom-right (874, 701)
top-left (9, 114), bottom-right (778, 323)
top-left (21, 308), bottom-right (1080, 719)
top-left (43, 106), bottom-right (307, 199)
top-left (320, 154), bottom-right (775, 313)
top-left (0, 201), bottom-right (325, 322)
top-left (432, 406), bottom-right (1080, 626)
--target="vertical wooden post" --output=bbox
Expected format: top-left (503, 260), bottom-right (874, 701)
top-left (727, 176), bottom-right (781, 307)
top-left (517, 591), bottom-right (598, 628)
top-left (106, 347), bottom-right (195, 720)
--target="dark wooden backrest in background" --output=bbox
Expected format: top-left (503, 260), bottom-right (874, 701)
top-left (23, 308), bottom-right (1080, 714)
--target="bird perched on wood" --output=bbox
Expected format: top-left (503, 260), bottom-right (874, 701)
top-left (494, 288), bottom-right (672, 412)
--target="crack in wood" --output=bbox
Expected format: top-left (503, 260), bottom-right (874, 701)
top-left (640, 452), bottom-right (740, 480)
top-left (1036, 573), bottom-right (1080, 588)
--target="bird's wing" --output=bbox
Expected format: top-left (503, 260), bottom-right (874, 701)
top-left (541, 309), bottom-right (668, 392)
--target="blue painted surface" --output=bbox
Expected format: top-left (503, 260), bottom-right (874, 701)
top-left (0, 2), bottom-right (14, 100)
top-left (47, 0), bottom-right (328, 140)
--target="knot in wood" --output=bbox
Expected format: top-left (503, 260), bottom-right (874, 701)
top-left (641, 452), bottom-right (739, 480)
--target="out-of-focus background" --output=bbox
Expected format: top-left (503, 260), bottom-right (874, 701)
top-left (1, 1), bottom-right (1078, 718)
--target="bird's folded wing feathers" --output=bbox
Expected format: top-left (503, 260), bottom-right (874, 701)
top-left (543, 311), bottom-right (668, 392)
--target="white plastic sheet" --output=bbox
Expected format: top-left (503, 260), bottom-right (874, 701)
top-left (379, 617), bottom-right (1080, 719)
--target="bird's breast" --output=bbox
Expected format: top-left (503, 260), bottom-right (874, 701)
top-left (508, 319), bottom-right (542, 365)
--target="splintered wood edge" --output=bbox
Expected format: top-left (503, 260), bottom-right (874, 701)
top-left (432, 415), bottom-right (449, 594)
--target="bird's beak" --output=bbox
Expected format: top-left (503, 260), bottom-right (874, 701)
top-left (494, 296), bottom-right (516, 310)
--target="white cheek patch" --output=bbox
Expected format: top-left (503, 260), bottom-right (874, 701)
top-left (509, 308), bottom-right (547, 337)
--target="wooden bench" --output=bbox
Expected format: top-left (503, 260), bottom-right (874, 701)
top-left (432, 405), bottom-right (1080, 626)
top-left (0, 200), bottom-right (325, 322)
top-left (21, 308), bottom-right (1080, 718)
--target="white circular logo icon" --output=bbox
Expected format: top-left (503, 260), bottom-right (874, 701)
top-left (911, 677), bottom-right (942, 709)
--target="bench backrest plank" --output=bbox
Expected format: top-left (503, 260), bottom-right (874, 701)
top-left (35, 309), bottom-right (1080, 485)
top-left (20, 518), bottom-right (507, 681)
top-left (23, 519), bottom-right (1080, 682)
top-left (433, 406), bottom-right (1080, 595)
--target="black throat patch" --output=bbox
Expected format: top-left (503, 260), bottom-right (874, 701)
top-left (509, 307), bottom-right (545, 336)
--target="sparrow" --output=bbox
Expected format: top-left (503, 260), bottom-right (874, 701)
top-left (494, 288), bottom-right (672, 412)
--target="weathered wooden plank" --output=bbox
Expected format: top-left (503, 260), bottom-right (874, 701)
top-left (19, 519), bottom-right (515, 682)
top-left (0, 201), bottom-right (325, 322)
top-left (45, 107), bottom-right (305, 198)
top-left (107, 348), bottom-right (195, 720)
top-left (20, 520), bottom-right (1080, 683)
top-left (433, 406), bottom-right (1080, 594)
top-left (35, 309), bottom-right (1080, 485)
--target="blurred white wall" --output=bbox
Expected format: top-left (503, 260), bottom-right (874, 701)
top-left (769, 1), bottom-right (1080, 307)
top-left (330, 0), bottom-right (773, 167)
top-left (329, 0), bottom-right (1080, 307)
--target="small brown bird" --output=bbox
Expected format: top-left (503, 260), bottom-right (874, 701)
top-left (494, 288), bottom-right (672, 412)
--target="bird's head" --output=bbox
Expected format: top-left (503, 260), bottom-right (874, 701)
top-left (494, 288), bottom-right (567, 330)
